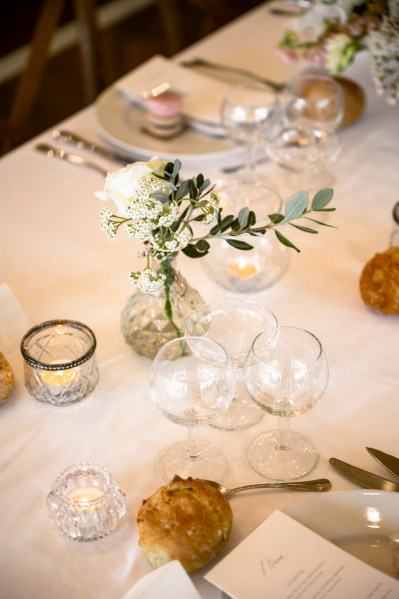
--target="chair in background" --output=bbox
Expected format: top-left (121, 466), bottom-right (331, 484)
top-left (1, 0), bottom-right (102, 154)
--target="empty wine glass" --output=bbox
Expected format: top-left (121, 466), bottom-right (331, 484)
top-left (185, 299), bottom-right (277, 430)
top-left (267, 71), bottom-right (343, 192)
top-left (150, 336), bottom-right (236, 482)
top-left (221, 81), bottom-right (279, 182)
top-left (282, 71), bottom-right (345, 131)
top-left (244, 326), bottom-right (329, 480)
top-left (266, 122), bottom-right (341, 191)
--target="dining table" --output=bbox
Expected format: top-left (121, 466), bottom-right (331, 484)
top-left (1, 1), bottom-right (399, 598)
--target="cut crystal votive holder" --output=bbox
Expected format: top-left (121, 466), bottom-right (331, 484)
top-left (47, 463), bottom-right (127, 541)
top-left (21, 319), bottom-right (99, 406)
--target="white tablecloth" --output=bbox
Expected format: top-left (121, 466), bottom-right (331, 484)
top-left (1, 3), bottom-right (398, 598)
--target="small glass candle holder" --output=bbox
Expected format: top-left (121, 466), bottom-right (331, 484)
top-left (47, 463), bottom-right (127, 541)
top-left (21, 319), bottom-right (99, 406)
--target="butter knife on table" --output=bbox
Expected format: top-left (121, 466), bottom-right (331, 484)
top-left (52, 129), bottom-right (129, 164)
top-left (366, 448), bottom-right (399, 480)
top-left (329, 457), bottom-right (399, 492)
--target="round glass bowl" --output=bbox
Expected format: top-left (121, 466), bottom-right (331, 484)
top-left (47, 463), bottom-right (127, 541)
top-left (202, 180), bottom-right (290, 292)
top-left (21, 319), bottom-right (99, 406)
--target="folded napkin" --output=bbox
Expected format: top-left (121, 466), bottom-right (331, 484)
top-left (115, 55), bottom-right (229, 136)
top-left (120, 561), bottom-right (201, 599)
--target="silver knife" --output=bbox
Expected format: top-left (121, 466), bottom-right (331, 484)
top-left (52, 129), bottom-right (129, 164)
top-left (36, 143), bottom-right (108, 176)
top-left (329, 457), bottom-right (399, 492)
top-left (366, 447), bottom-right (399, 480)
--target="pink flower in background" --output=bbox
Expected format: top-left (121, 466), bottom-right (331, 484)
top-left (278, 0), bottom-right (399, 104)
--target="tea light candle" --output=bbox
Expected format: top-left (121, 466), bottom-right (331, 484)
top-left (47, 463), bottom-right (127, 541)
top-left (68, 487), bottom-right (104, 504)
top-left (229, 255), bottom-right (260, 280)
top-left (21, 320), bottom-right (98, 406)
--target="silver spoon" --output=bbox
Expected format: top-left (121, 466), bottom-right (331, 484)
top-left (205, 478), bottom-right (331, 499)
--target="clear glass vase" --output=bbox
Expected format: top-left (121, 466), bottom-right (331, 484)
top-left (121, 256), bottom-right (203, 359)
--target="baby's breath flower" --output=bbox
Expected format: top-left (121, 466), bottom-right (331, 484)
top-left (158, 201), bottom-right (180, 227)
top-left (201, 192), bottom-right (220, 225)
top-left (100, 208), bottom-right (118, 240)
top-left (129, 268), bottom-right (166, 294)
top-left (133, 174), bottom-right (169, 203)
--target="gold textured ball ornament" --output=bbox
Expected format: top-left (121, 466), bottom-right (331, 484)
top-left (0, 352), bottom-right (14, 404)
top-left (359, 247), bottom-right (399, 315)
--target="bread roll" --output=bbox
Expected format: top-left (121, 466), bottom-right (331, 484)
top-left (359, 247), bottom-right (399, 315)
top-left (0, 352), bottom-right (14, 404)
top-left (137, 475), bottom-right (233, 573)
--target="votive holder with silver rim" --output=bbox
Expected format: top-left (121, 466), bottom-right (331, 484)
top-left (46, 463), bottom-right (127, 541)
top-left (21, 319), bottom-right (99, 406)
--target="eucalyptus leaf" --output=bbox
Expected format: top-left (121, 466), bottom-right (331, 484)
top-left (238, 207), bottom-right (250, 229)
top-left (175, 180), bottom-right (190, 200)
top-left (311, 188), bottom-right (334, 211)
top-left (274, 230), bottom-right (300, 252)
top-left (289, 223), bottom-right (318, 234)
top-left (283, 191), bottom-right (309, 222)
top-left (182, 244), bottom-right (209, 258)
top-left (225, 238), bottom-right (254, 250)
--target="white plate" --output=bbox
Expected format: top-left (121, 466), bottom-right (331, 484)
top-left (284, 490), bottom-right (399, 577)
top-left (94, 86), bottom-right (244, 166)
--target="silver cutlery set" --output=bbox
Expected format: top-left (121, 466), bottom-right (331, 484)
top-left (330, 448), bottom-right (399, 492)
top-left (35, 130), bottom-right (128, 176)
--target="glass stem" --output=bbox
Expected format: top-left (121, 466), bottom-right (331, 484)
top-left (186, 425), bottom-right (202, 461)
top-left (247, 137), bottom-right (257, 172)
top-left (276, 412), bottom-right (291, 450)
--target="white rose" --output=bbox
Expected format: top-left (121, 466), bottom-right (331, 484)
top-left (95, 157), bottom-right (165, 217)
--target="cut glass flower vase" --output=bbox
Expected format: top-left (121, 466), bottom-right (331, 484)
top-left (121, 258), bottom-right (203, 359)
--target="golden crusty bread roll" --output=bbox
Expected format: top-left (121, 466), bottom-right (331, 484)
top-left (137, 475), bottom-right (233, 573)
top-left (359, 247), bottom-right (399, 315)
top-left (0, 352), bottom-right (14, 404)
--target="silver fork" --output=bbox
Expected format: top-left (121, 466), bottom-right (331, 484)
top-left (52, 129), bottom-right (129, 164)
top-left (36, 143), bottom-right (108, 176)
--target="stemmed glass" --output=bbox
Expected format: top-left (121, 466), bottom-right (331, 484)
top-left (244, 326), bottom-right (329, 480)
top-left (220, 81), bottom-right (279, 182)
top-left (283, 71), bottom-right (345, 131)
top-left (267, 71), bottom-right (343, 191)
top-left (150, 336), bottom-right (236, 482)
top-left (185, 299), bottom-right (277, 430)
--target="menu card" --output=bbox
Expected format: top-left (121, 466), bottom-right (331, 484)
top-left (205, 510), bottom-right (399, 598)
top-left (115, 54), bottom-right (229, 135)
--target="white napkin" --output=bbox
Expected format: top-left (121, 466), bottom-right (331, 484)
top-left (0, 283), bottom-right (32, 354)
top-left (115, 54), bottom-right (229, 136)
top-left (120, 561), bottom-right (201, 599)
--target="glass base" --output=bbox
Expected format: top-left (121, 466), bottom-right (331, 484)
top-left (158, 440), bottom-right (229, 483)
top-left (247, 430), bottom-right (319, 481)
top-left (209, 395), bottom-right (264, 431)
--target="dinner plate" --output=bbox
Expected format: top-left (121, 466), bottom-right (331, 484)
top-left (94, 86), bottom-right (244, 166)
top-left (284, 490), bottom-right (399, 577)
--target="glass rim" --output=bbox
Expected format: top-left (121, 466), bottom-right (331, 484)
top-left (20, 319), bottom-right (97, 370)
top-left (251, 325), bottom-right (324, 366)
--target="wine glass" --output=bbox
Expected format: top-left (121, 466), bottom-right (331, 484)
top-left (150, 336), bottom-right (236, 482)
top-left (266, 123), bottom-right (341, 191)
top-left (185, 299), bottom-right (277, 430)
top-left (244, 326), bottom-right (329, 480)
top-left (220, 81), bottom-right (279, 182)
top-left (267, 71), bottom-right (343, 191)
top-left (283, 71), bottom-right (345, 131)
